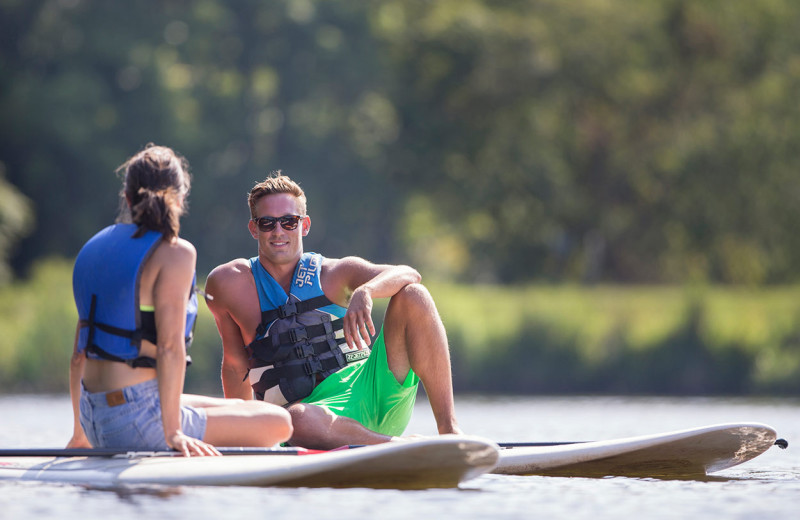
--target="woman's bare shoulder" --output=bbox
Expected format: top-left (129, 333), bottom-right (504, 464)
top-left (172, 237), bottom-right (197, 258)
top-left (151, 236), bottom-right (196, 267)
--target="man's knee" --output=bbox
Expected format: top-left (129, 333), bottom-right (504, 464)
top-left (288, 403), bottom-right (330, 428)
top-left (287, 403), bottom-right (309, 424)
top-left (389, 283), bottom-right (434, 314)
top-left (286, 403), bottom-right (339, 445)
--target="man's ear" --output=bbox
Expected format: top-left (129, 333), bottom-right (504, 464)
top-left (302, 216), bottom-right (311, 237)
top-left (248, 219), bottom-right (259, 240)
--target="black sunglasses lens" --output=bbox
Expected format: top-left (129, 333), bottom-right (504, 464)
top-left (256, 215), bottom-right (302, 232)
top-left (279, 216), bottom-right (300, 230)
top-left (257, 217), bottom-right (277, 232)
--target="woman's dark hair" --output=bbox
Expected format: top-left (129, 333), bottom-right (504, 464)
top-left (116, 143), bottom-right (191, 240)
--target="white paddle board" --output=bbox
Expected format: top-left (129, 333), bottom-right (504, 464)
top-left (493, 422), bottom-right (780, 478)
top-left (0, 436), bottom-right (499, 489)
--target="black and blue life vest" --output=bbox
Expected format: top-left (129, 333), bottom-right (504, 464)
top-left (247, 253), bottom-right (369, 404)
top-left (73, 223), bottom-right (197, 368)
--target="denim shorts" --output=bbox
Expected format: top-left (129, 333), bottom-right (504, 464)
top-left (79, 378), bottom-right (207, 451)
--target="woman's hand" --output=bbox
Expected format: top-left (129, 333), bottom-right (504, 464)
top-left (66, 432), bottom-right (93, 449)
top-left (166, 430), bottom-right (221, 457)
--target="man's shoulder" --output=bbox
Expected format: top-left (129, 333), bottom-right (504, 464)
top-left (321, 255), bottom-right (371, 272)
top-left (321, 255), bottom-right (368, 266)
top-left (207, 258), bottom-right (253, 286)
top-left (205, 258), bottom-right (257, 308)
top-left (320, 256), bottom-right (375, 289)
top-left (319, 255), bottom-right (347, 275)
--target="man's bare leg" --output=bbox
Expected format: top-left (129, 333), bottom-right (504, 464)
top-left (382, 283), bottom-right (462, 435)
top-left (286, 283), bottom-right (461, 449)
top-left (286, 403), bottom-right (394, 450)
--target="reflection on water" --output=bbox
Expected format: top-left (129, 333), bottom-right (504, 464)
top-left (81, 484), bottom-right (185, 500)
top-left (1, 394), bottom-right (798, 520)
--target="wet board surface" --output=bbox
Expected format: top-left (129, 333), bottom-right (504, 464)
top-left (0, 436), bottom-right (499, 490)
top-left (493, 423), bottom-right (779, 478)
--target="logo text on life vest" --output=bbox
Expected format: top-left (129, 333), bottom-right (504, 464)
top-left (294, 255), bottom-right (320, 288)
top-left (345, 350), bottom-right (370, 363)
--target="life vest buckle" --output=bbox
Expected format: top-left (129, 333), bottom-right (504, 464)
top-left (303, 358), bottom-right (323, 376)
top-left (294, 343), bottom-right (315, 358)
top-left (288, 327), bottom-right (308, 344)
top-left (277, 302), bottom-right (297, 319)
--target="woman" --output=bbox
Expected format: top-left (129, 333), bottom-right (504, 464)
top-left (67, 144), bottom-right (292, 456)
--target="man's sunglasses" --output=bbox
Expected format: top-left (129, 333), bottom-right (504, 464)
top-left (252, 214), bottom-right (305, 232)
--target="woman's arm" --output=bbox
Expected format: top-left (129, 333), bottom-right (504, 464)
top-left (153, 239), bottom-right (219, 456)
top-left (66, 323), bottom-right (92, 448)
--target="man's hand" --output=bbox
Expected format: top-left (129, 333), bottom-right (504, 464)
top-left (343, 286), bottom-right (376, 350)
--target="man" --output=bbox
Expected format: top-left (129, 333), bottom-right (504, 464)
top-left (205, 172), bottom-right (462, 449)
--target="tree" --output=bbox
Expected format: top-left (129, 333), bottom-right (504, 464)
top-left (0, 164), bottom-right (33, 284)
top-left (3, 0), bottom-right (800, 284)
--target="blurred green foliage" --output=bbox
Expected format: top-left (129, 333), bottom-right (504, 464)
top-left (0, 257), bottom-right (227, 394)
top-left (2, 0), bottom-right (800, 285)
top-left (0, 166), bottom-right (32, 284)
top-left (2, 259), bottom-right (799, 395)
top-left (432, 282), bottom-right (800, 395)
top-left (0, 257), bottom-right (75, 392)
top-left (3, 1), bottom-right (800, 396)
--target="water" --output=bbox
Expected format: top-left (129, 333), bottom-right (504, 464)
top-left (1, 394), bottom-right (798, 519)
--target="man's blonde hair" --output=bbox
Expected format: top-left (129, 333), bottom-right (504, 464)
top-left (248, 171), bottom-right (307, 219)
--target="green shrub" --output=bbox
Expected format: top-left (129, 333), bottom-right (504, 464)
top-left (2, 260), bottom-right (799, 395)
top-left (430, 283), bottom-right (800, 396)
top-left (0, 258), bottom-right (76, 392)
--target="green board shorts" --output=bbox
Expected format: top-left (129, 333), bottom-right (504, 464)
top-left (300, 326), bottom-right (419, 437)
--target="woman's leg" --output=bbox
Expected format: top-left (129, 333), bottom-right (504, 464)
top-left (201, 399), bottom-right (293, 447)
top-left (181, 394), bottom-right (236, 408)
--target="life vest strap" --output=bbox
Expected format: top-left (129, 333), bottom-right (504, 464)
top-left (251, 335), bottom-right (347, 367)
top-left (80, 294), bottom-right (143, 342)
top-left (249, 319), bottom-right (345, 364)
top-left (255, 295), bottom-right (335, 337)
top-left (84, 343), bottom-right (157, 368)
top-left (277, 353), bottom-right (344, 379)
top-left (80, 294), bottom-right (158, 369)
top-left (251, 352), bottom-right (348, 402)
top-left (80, 320), bottom-right (142, 342)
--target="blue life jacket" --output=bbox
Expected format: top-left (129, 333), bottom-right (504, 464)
top-left (247, 253), bottom-right (369, 404)
top-left (73, 223), bottom-right (197, 367)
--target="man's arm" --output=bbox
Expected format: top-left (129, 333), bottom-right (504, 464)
top-left (323, 256), bottom-right (422, 350)
top-left (205, 264), bottom-right (255, 400)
